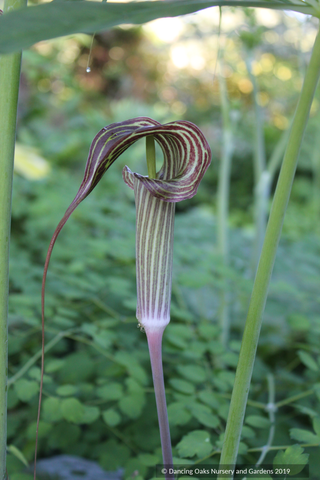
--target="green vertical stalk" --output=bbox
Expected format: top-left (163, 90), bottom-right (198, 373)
top-left (311, 118), bottom-right (320, 226)
top-left (246, 56), bottom-right (267, 273)
top-left (218, 25), bottom-right (320, 478)
top-left (217, 69), bottom-right (233, 347)
top-left (0, 1), bottom-right (27, 477)
top-left (267, 124), bottom-right (291, 182)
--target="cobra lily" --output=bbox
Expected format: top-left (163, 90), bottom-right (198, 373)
top-left (36, 117), bottom-right (211, 480)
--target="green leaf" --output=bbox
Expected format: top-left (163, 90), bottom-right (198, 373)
top-left (45, 358), bottom-right (65, 373)
top-left (27, 421), bottom-right (52, 439)
top-left (313, 417), bottom-right (320, 437)
top-left (169, 378), bottom-right (195, 395)
top-left (220, 351), bottom-right (239, 367)
top-left (81, 323), bottom-right (97, 337)
top-left (290, 428), bottom-right (320, 444)
top-left (7, 388), bottom-right (19, 409)
top-left (61, 398), bottom-right (84, 424)
top-left (14, 379), bottom-right (38, 402)
top-left (82, 405), bottom-right (100, 424)
top-left (99, 440), bottom-right (130, 471)
top-left (294, 404), bottom-right (319, 418)
top-left (126, 377), bottom-right (144, 394)
top-left (287, 314), bottom-right (311, 331)
top-left (188, 403), bottom-right (220, 428)
top-left (166, 333), bottom-right (187, 349)
top-left (245, 415), bottom-right (270, 429)
top-left (0, 1), bottom-right (312, 55)
top-left (138, 453), bottom-right (159, 466)
top-left (118, 392), bottom-right (145, 419)
top-left (198, 323), bottom-right (219, 339)
top-left (43, 397), bottom-right (62, 423)
top-left (314, 383), bottom-right (320, 401)
top-left (298, 350), bottom-right (319, 372)
top-left (241, 426), bottom-right (256, 439)
top-left (93, 330), bottom-right (114, 349)
top-left (218, 403), bottom-right (230, 421)
top-left (56, 384), bottom-right (78, 396)
top-left (273, 445), bottom-right (309, 475)
top-left (48, 423), bottom-right (81, 449)
top-left (10, 474), bottom-right (33, 480)
top-left (7, 444), bottom-right (28, 467)
top-left (176, 430), bottom-right (213, 458)
top-left (177, 365), bottom-right (206, 383)
top-left (96, 382), bottom-right (123, 401)
top-left (102, 408), bottom-right (121, 427)
top-left (198, 390), bottom-right (219, 410)
top-left (127, 363), bottom-right (148, 385)
top-left (168, 402), bottom-right (192, 426)
top-left (28, 367), bottom-right (51, 383)
top-left (124, 458), bottom-right (147, 480)
top-left (238, 441), bottom-right (248, 455)
top-left (114, 351), bottom-right (147, 385)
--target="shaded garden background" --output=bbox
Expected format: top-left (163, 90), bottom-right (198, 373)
top-left (5, 4), bottom-right (320, 479)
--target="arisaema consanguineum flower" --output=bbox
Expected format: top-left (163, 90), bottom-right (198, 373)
top-left (36, 117), bottom-right (211, 480)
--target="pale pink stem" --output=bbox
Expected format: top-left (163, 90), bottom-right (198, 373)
top-left (146, 326), bottom-right (174, 480)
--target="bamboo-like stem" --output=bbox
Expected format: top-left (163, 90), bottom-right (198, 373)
top-left (146, 327), bottom-right (174, 480)
top-left (218, 25), bottom-right (320, 479)
top-left (0, 1), bottom-right (27, 477)
top-left (217, 68), bottom-right (233, 348)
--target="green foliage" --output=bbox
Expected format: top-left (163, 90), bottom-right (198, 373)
top-left (273, 445), bottom-right (309, 475)
top-left (176, 430), bottom-right (213, 458)
top-left (7, 168), bottom-right (320, 474)
top-left (14, 380), bottom-right (38, 403)
top-left (290, 428), bottom-right (320, 445)
top-left (5, 8), bottom-right (320, 478)
top-left (245, 415), bottom-right (270, 429)
top-left (298, 351), bottom-right (319, 372)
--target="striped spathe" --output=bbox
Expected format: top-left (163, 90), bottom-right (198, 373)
top-left (42, 117), bottom-right (211, 334)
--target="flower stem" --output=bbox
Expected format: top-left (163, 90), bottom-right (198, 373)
top-left (218, 24), bottom-right (320, 478)
top-left (0, 1), bottom-right (26, 477)
top-left (146, 135), bottom-right (156, 179)
top-left (146, 326), bottom-right (174, 480)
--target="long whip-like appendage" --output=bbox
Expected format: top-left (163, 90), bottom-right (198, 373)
top-left (34, 201), bottom-right (80, 480)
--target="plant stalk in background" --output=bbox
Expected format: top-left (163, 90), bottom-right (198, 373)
top-left (311, 117), bottom-right (320, 227)
top-left (245, 55), bottom-right (267, 273)
top-left (37, 118), bottom-right (211, 479)
top-left (218, 24), bottom-right (320, 478)
top-left (0, 0), bottom-right (27, 477)
top-left (217, 64), bottom-right (234, 348)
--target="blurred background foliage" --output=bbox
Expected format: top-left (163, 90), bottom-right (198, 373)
top-left (6, 4), bottom-right (320, 479)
